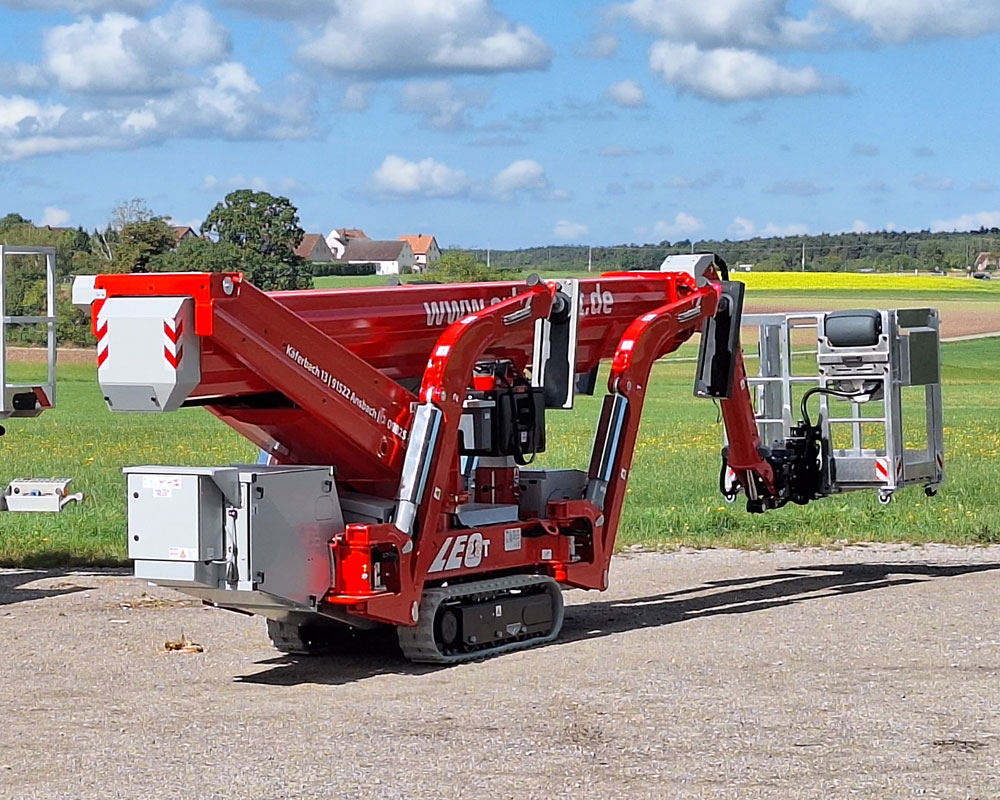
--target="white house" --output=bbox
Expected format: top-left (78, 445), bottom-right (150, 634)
top-left (398, 234), bottom-right (441, 272)
top-left (340, 239), bottom-right (415, 275)
top-left (326, 228), bottom-right (369, 259)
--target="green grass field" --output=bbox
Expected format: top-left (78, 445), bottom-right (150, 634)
top-left (1, 334), bottom-right (997, 567)
top-left (2, 271), bottom-right (998, 565)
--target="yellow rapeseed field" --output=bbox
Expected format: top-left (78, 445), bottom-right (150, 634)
top-left (739, 271), bottom-right (998, 292)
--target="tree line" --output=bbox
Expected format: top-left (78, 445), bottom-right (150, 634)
top-left (1, 190), bottom-right (312, 346)
top-left (468, 230), bottom-right (1000, 274)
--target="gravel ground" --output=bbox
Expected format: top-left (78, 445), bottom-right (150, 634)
top-left (2, 544), bottom-right (999, 800)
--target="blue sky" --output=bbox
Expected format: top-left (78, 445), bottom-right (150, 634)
top-left (2, 0), bottom-right (1000, 249)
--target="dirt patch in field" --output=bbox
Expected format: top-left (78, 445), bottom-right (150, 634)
top-left (5, 346), bottom-right (94, 364)
top-left (745, 297), bottom-right (1000, 339)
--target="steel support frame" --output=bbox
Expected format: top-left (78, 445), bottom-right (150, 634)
top-left (1, 245), bottom-right (57, 418)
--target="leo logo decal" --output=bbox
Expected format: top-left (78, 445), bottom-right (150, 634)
top-left (428, 532), bottom-right (491, 573)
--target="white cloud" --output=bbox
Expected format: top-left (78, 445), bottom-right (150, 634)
top-left (931, 211), bottom-right (1000, 232)
top-left (912, 173), bottom-right (954, 191)
top-left (849, 219), bottom-right (870, 233)
top-left (760, 222), bottom-right (809, 237)
top-left (199, 174), bottom-right (310, 196)
top-left (579, 32), bottom-right (620, 58)
top-left (399, 80), bottom-right (490, 130)
top-left (729, 216), bottom-right (756, 237)
top-left (823, 0), bottom-right (1000, 42)
top-left (370, 154), bottom-right (472, 198)
top-left (653, 212), bottom-right (704, 239)
top-left (298, 0), bottom-right (551, 77)
top-left (43, 5), bottom-right (230, 93)
top-left (0, 95), bottom-right (66, 134)
top-left (1, 63), bottom-right (312, 161)
top-left (0, 62), bottom-right (48, 91)
top-left (39, 206), bottom-right (70, 227)
top-left (648, 41), bottom-right (831, 101)
top-left (727, 217), bottom-right (810, 238)
top-left (616, 0), bottom-right (827, 49)
top-left (604, 78), bottom-right (646, 108)
top-left (366, 155), bottom-right (563, 202)
top-left (554, 220), bottom-right (589, 240)
top-left (492, 159), bottom-right (548, 199)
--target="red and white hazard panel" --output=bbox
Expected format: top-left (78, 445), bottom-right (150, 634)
top-left (94, 296), bottom-right (200, 412)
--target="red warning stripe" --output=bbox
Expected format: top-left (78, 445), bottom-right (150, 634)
top-left (164, 345), bottom-right (183, 369)
top-left (96, 319), bottom-right (108, 341)
top-left (97, 347), bottom-right (109, 367)
top-left (164, 318), bottom-right (183, 343)
top-left (875, 459), bottom-right (889, 480)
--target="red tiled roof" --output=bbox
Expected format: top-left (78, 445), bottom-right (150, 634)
top-left (295, 233), bottom-right (328, 259)
top-left (398, 234), bottom-right (436, 255)
top-left (170, 226), bottom-right (198, 243)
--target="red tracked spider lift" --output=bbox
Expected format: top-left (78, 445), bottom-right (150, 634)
top-left (73, 255), bottom-right (942, 662)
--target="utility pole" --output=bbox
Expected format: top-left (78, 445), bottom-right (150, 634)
top-left (587, 245), bottom-right (592, 272)
top-left (801, 241), bottom-right (806, 272)
top-left (486, 248), bottom-right (490, 269)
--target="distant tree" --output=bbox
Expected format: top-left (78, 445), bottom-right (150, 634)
top-left (919, 241), bottom-right (947, 273)
top-left (158, 231), bottom-right (311, 290)
top-left (95, 198), bottom-right (156, 261)
top-left (427, 250), bottom-right (500, 282)
top-left (202, 190), bottom-right (304, 259)
top-left (110, 198), bottom-right (155, 232)
top-left (0, 212), bottom-right (31, 233)
top-left (199, 190), bottom-right (311, 290)
top-left (113, 217), bottom-right (176, 273)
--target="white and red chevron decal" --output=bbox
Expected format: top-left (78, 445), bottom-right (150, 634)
top-left (163, 316), bottom-right (184, 369)
top-left (96, 307), bottom-right (109, 368)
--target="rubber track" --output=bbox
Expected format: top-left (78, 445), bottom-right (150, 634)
top-left (397, 575), bottom-right (564, 664)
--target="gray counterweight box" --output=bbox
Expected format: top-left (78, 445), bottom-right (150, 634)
top-left (126, 467), bottom-right (235, 563)
top-left (125, 465), bottom-right (344, 609)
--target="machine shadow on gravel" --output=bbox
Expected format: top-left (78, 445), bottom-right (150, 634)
top-left (0, 569), bottom-right (96, 607)
top-left (236, 627), bottom-right (440, 687)
top-left (236, 561), bottom-right (1000, 687)
top-left (558, 562), bottom-right (1000, 645)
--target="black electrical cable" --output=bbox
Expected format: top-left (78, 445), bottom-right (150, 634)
top-left (799, 384), bottom-right (876, 428)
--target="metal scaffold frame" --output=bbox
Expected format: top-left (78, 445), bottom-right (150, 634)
top-left (0, 245), bottom-right (58, 419)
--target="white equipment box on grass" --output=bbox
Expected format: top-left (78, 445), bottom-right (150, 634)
top-left (3, 478), bottom-right (84, 512)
